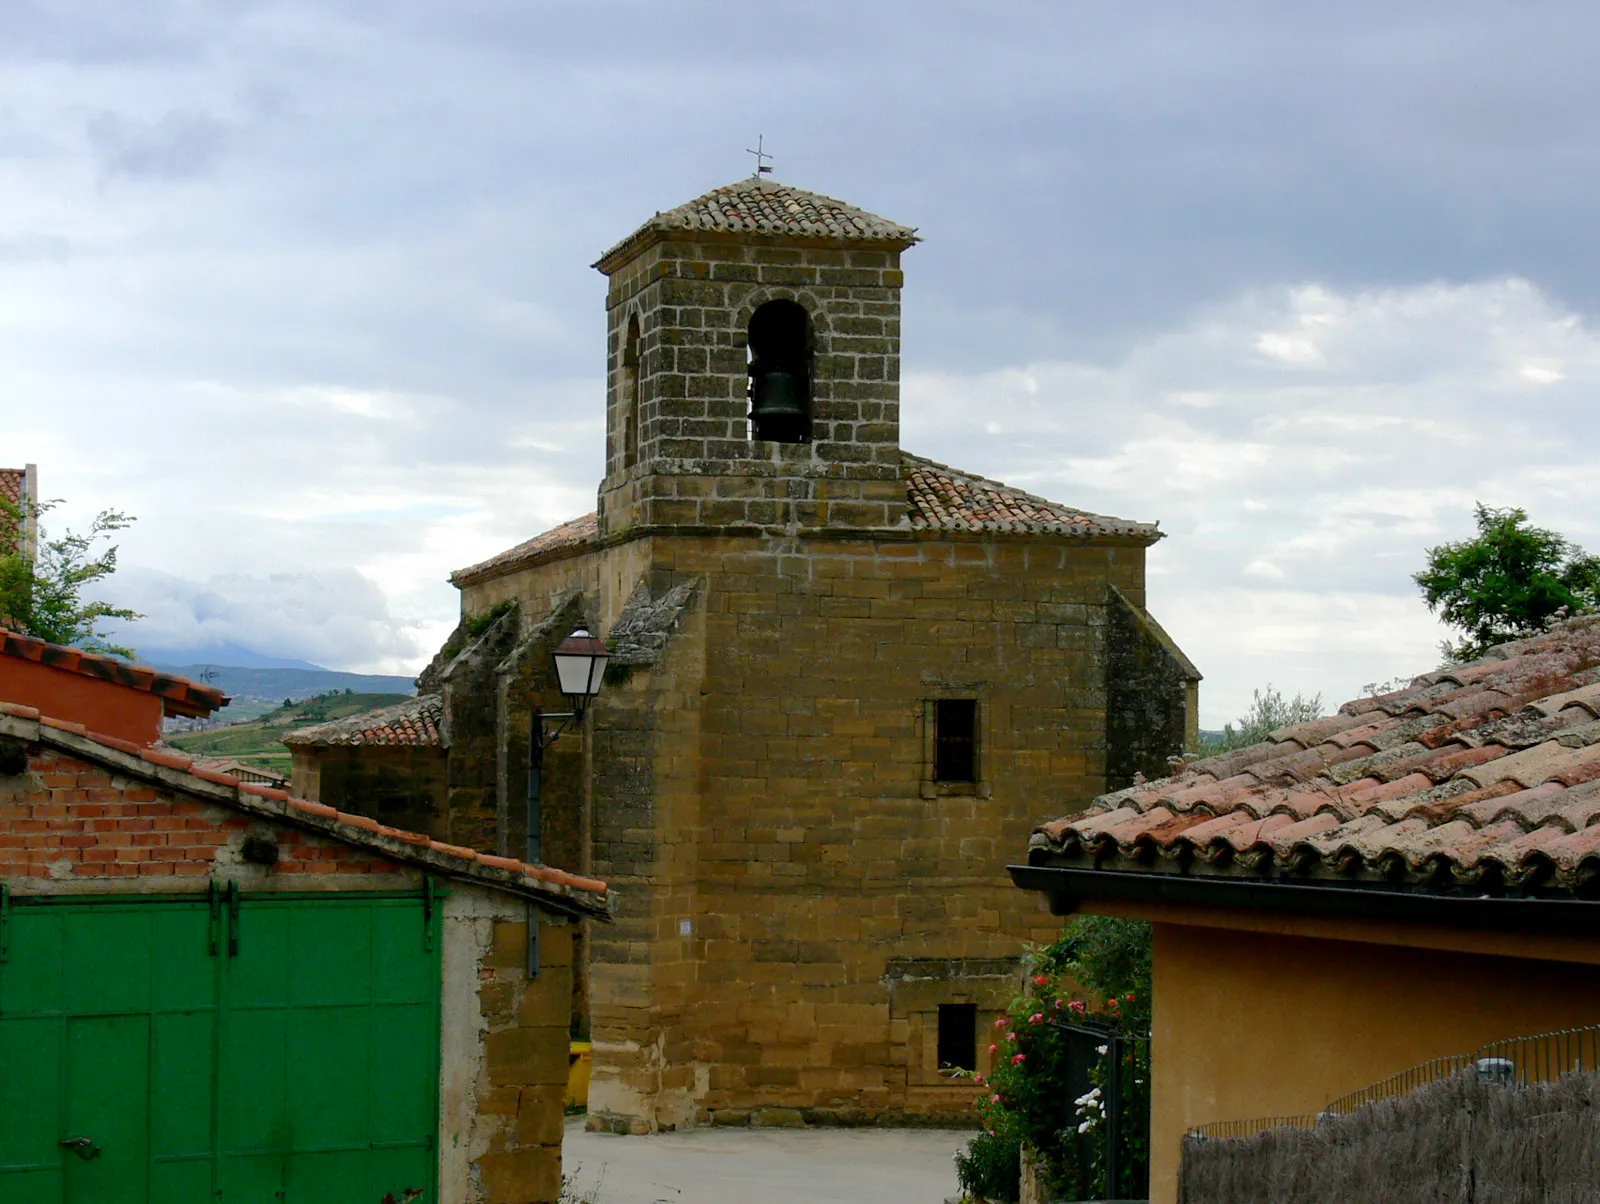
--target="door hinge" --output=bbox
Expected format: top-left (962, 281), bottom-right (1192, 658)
top-left (422, 878), bottom-right (435, 952)
top-left (225, 879), bottom-right (240, 958)
top-left (0, 881), bottom-right (9, 965)
top-left (208, 880), bottom-right (221, 956)
top-left (527, 902), bottom-right (541, 980)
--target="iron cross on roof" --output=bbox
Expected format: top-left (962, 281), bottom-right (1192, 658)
top-left (746, 135), bottom-right (774, 178)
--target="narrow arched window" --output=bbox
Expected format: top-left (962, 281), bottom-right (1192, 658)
top-left (747, 300), bottom-right (811, 443)
top-left (622, 314), bottom-right (642, 469)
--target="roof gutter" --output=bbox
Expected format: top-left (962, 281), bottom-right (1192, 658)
top-left (1008, 863), bottom-right (1600, 935)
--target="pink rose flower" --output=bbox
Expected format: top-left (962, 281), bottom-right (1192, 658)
top-left (1029, 1013), bottom-right (1045, 1025)
top-left (1010, 1053), bottom-right (1026, 1065)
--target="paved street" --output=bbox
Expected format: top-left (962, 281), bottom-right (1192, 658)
top-left (562, 1118), bottom-right (970, 1204)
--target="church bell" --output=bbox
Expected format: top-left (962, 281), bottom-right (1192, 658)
top-left (749, 368), bottom-right (807, 423)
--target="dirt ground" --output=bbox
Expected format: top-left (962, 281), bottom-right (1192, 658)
top-left (562, 1118), bottom-right (971, 1204)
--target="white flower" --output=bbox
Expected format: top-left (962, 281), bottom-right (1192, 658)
top-left (1073, 1087), bottom-right (1102, 1108)
top-left (1096, 1045), bottom-right (1109, 1055)
top-left (1077, 1120), bottom-right (1096, 1134)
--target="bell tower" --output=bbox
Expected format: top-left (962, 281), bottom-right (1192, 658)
top-left (592, 177), bottom-right (919, 537)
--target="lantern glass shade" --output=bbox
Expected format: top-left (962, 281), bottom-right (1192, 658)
top-left (552, 627), bottom-right (611, 707)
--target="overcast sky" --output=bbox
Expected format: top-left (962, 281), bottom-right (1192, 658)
top-left (5, 1), bottom-right (1599, 725)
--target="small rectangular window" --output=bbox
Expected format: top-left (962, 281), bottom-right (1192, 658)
top-left (937, 1003), bottom-right (978, 1073)
top-left (934, 699), bottom-right (978, 782)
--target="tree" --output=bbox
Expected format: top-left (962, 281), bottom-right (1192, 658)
top-left (1202, 685), bottom-right (1323, 753)
top-left (0, 497), bottom-right (142, 658)
top-left (1414, 504), bottom-right (1600, 662)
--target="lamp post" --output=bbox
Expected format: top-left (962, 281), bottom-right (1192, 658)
top-left (527, 627), bottom-right (611, 865)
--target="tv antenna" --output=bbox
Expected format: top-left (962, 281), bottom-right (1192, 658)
top-left (746, 135), bottom-right (774, 178)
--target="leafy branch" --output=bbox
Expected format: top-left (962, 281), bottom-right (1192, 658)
top-left (0, 496), bottom-right (143, 658)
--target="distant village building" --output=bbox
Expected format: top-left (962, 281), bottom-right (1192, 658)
top-left (285, 694), bottom-right (446, 837)
top-left (294, 177), bottom-right (1199, 1132)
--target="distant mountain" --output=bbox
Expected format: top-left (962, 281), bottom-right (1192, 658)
top-left (153, 665), bottom-right (418, 719)
top-left (136, 642), bottom-right (327, 671)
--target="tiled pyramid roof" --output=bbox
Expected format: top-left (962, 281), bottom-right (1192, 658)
top-left (1029, 615), bottom-right (1600, 899)
top-left (595, 177), bottom-right (918, 270)
top-left (283, 694), bottom-right (442, 748)
top-left (0, 702), bottom-right (610, 915)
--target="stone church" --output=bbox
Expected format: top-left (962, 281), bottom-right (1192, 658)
top-left (291, 175), bottom-right (1199, 1132)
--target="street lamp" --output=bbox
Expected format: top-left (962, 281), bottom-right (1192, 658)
top-left (552, 627), bottom-right (611, 719)
top-left (528, 627), bottom-right (610, 865)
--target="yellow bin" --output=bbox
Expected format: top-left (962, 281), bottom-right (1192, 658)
top-left (567, 1041), bottom-right (593, 1109)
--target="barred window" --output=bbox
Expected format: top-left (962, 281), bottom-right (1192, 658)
top-left (934, 699), bottom-right (978, 783)
top-left (937, 1003), bottom-right (978, 1073)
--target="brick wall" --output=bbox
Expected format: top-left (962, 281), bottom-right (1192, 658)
top-left (6, 742), bottom-right (582, 1204)
top-left (0, 747), bottom-right (405, 882)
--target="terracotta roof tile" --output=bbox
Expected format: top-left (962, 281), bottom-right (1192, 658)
top-left (0, 468), bottom-right (23, 509)
top-left (0, 709), bottom-right (610, 916)
top-left (903, 455), bottom-right (1160, 540)
top-left (594, 177), bottom-right (918, 272)
top-left (451, 513), bottom-right (598, 587)
top-left (282, 694), bottom-right (441, 748)
top-left (1, 630), bottom-right (227, 718)
top-left (453, 455), bottom-right (1162, 586)
top-left (1029, 615), bottom-right (1600, 899)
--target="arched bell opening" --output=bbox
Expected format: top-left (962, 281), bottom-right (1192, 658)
top-left (621, 313), bottom-right (642, 469)
top-left (747, 300), bottom-right (812, 444)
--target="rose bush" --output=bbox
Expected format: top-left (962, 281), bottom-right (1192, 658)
top-left (953, 917), bottom-right (1152, 1203)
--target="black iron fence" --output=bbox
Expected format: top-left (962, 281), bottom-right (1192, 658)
top-left (1051, 1021), bottom-right (1152, 1202)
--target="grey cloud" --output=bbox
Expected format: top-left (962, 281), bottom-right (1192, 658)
top-left (110, 567), bottom-right (430, 673)
top-left (0, 234), bottom-right (69, 263)
top-left (903, 276), bottom-right (1600, 722)
top-left (8, 0), bottom-right (1600, 721)
top-left (0, 1), bottom-right (253, 65)
top-left (86, 108), bottom-right (230, 182)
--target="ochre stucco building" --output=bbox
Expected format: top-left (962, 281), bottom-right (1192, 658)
top-left (1017, 615), bottom-right (1600, 1204)
top-left (296, 176), bottom-right (1199, 1132)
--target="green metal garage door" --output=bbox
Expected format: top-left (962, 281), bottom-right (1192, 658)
top-left (0, 890), bottom-right (441, 1203)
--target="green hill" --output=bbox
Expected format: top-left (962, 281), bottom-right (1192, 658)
top-left (154, 665), bottom-right (417, 723)
top-left (167, 692), bottom-right (412, 775)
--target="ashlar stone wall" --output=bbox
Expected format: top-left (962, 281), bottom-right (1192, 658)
top-left (597, 236), bottom-right (910, 537)
top-left (459, 525), bottom-right (1187, 1133)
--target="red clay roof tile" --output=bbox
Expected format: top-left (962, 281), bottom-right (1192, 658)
top-left (1, 630), bottom-right (227, 718)
top-left (452, 454), bottom-right (1163, 586)
top-left (903, 455), bottom-right (1160, 541)
top-left (282, 694), bottom-right (441, 749)
top-left (594, 177), bottom-right (920, 273)
top-left (1030, 615), bottom-right (1600, 900)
